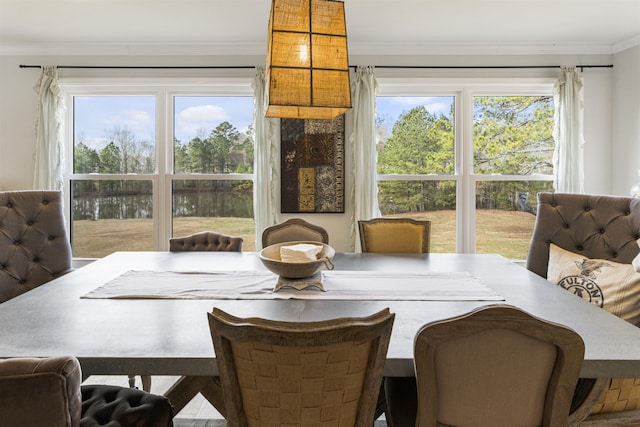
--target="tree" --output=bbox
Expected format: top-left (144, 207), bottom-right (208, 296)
top-left (99, 142), bottom-right (122, 174)
top-left (375, 97), bottom-right (554, 213)
top-left (376, 106), bottom-right (455, 212)
top-left (174, 138), bottom-right (190, 173)
top-left (132, 138), bottom-right (155, 174)
top-left (74, 141), bottom-right (100, 173)
top-left (378, 106), bottom-right (454, 175)
top-left (209, 121), bottom-right (238, 173)
top-left (232, 124), bottom-right (254, 173)
top-left (186, 136), bottom-right (213, 173)
top-left (473, 96), bottom-right (554, 175)
top-left (473, 96), bottom-right (554, 210)
top-left (106, 126), bottom-right (147, 174)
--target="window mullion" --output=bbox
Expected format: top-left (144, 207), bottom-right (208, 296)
top-left (155, 88), bottom-right (170, 251)
top-left (459, 88), bottom-right (475, 254)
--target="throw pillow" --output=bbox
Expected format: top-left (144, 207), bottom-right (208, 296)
top-left (547, 244), bottom-right (640, 327)
top-left (633, 238), bottom-right (640, 273)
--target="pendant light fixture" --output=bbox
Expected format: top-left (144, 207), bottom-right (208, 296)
top-left (265, 0), bottom-right (351, 120)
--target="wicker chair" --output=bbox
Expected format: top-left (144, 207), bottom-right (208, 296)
top-left (208, 307), bottom-right (394, 426)
top-left (261, 218), bottom-right (329, 248)
top-left (384, 304), bottom-right (585, 427)
top-left (358, 218), bottom-right (431, 253)
top-left (527, 192), bottom-right (640, 426)
top-left (169, 231), bottom-right (243, 252)
top-left (0, 356), bottom-right (173, 427)
top-left (0, 190), bottom-right (72, 303)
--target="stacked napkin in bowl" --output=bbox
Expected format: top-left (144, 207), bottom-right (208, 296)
top-left (280, 243), bottom-right (323, 263)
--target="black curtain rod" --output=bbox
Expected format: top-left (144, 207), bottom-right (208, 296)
top-left (19, 65), bottom-right (256, 69)
top-left (372, 64), bottom-right (613, 71)
top-left (20, 64), bottom-right (613, 71)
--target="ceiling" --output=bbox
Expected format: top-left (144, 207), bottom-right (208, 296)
top-left (1, 0), bottom-right (639, 56)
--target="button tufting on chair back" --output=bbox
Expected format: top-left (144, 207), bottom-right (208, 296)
top-left (169, 231), bottom-right (243, 252)
top-left (527, 192), bottom-right (640, 278)
top-left (527, 192), bottom-right (640, 426)
top-left (0, 190), bottom-right (73, 303)
top-left (0, 356), bottom-right (174, 427)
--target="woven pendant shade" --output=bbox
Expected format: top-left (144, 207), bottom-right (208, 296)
top-left (265, 0), bottom-right (351, 120)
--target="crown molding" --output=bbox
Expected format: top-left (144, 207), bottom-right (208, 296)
top-left (0, 42), bottom-right (267, 56)
top-left (613, 34), bottom-right (640, 53)
top-left (350, 42), bottom-right (619, 56)
top-left (1, 40), bottom-right (636, 57)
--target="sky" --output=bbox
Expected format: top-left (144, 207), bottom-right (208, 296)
top-left (73, 95), bottom-right (454, 150)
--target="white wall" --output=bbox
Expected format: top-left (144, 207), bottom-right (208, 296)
top-left (1, 50), bottom-right (636, 252)
top-left (612, 45), bottom-right (640, 196)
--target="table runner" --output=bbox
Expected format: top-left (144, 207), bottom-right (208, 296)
top-left (81, 270), bottom-right (503, 301)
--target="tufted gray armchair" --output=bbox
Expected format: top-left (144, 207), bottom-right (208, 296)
top-left (169, 231), bottom-right (243, 252)
top-left (0, 356), bottom-right (174, 427)
top-left (527, 192), bottom-right (640, 426)
top-left (527, 192), bottom-right (640, 278)
top-left (0, 190), bottom-right (72, 303)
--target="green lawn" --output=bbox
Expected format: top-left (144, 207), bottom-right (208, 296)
top-left (72, 209), bottom-right (536, 259)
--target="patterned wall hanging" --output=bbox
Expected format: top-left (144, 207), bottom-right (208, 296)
top-left (280, 115), bottom-right (345, 213)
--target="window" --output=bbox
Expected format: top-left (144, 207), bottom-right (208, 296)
top-left (64, 79), bottom-right (255, 258)
top-left (376, 79), bottom-right (555, 259)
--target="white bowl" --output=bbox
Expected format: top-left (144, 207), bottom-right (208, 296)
top-left (259, 241), bottom-right (335, 279)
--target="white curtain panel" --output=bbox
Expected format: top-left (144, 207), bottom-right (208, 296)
top-left (252, 67), bottom-right (279, 249)
top-left (349, 66), bottom-right (381, 252)
top-left (33, 66), bottom-right (65, 191)
top-left (553, 66), bottom-right (585, 193)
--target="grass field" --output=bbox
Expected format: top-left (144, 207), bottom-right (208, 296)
top-left (72, 209), bottom-right (537, 259)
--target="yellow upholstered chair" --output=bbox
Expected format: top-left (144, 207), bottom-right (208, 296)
top-left (208, 307), bottom-right (394, 427)
top-left (358, 218), bottom-right (431, 253)
top-left (527, 192), bottom-right (640, 426)
top-left (358, 217), bottom-right (431, 419)
top-left (384, 304), bottom-right (585, 427)
top-left (261, 218), bottom-right (329, 248)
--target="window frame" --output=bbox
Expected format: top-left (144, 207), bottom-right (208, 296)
top-left (376, 77), bottom-right (556, 255)
top-left (60, 77), bottom-right (255, 256)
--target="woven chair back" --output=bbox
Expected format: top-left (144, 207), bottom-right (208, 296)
top-left (208, 307), bottom-right (394, 427)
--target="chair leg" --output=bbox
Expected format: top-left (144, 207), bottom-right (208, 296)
top-left (569, 378), bottom-right (609, 426)
top-left (384, 377), bottom-right (418, 427)
top-left (141, 375), bottom-right (152, 392)
top-left (127, 374), bottom-right (152, 392)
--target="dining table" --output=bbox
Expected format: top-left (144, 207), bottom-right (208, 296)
top-left (1, 251), bottom-right (640, 411)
